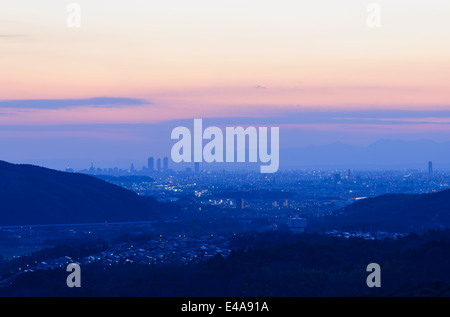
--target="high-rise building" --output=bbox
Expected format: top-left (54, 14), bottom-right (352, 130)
top-left (194, 162), bottom-right (200, 173)
top-left (148, 157), bottom-right (154, 171)
top-left (236, 198), bottom-right (244, 210)
top-left (428, 161), bottom-right (433, 176)
top-left (156, 158), bottom-right (161, 171)
top-left (163, 157), bottom-right (168, 171)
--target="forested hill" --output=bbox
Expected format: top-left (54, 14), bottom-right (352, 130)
top-left (0, 160), bottom-right (158, 226)
top-left (317, 189), bottom-right (450, 233)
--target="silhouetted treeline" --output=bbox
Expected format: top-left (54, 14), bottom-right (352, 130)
top-left (312, 189), bottom-right (450, 234)
top-left (2, 229), bottom-right (450, 296)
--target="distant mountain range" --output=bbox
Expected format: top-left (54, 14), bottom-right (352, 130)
top-left (281, 139), bottom-right (450, 169)
top-left (12, 138), bottom-right (450, 171)
top-left (314, 189), bottom-right (450, 233)
top-left (0, 160), bottom-right (158, 226)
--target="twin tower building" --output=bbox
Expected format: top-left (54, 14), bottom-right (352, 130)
top-left (147, 156), bottom-right (200, 173)
top-left (147, 156), bottom-right (168, 172)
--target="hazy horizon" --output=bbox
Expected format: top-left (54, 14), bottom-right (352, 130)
top-left (2, 137), bottom-right (449, 172)
top-left (1, 1), bottom-right (450, 170)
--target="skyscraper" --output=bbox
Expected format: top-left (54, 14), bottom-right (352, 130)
top-left (148, 157), bottom-right (154, 171)
top-left (156, 158), bottom-right (161, 171)
top-left (236, 198), bottom-right (244, 210)
top-left (89, 163), bottom-right (95, 174)
top-left (163, 157), bottom-right (168, 171)
top-left (428, 161), bottom-right (433, 177)
top-left (194, 162), bottom-right (200, 173)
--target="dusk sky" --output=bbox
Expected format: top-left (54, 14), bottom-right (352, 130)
top-left (1, 1), bottom-right (450, 169)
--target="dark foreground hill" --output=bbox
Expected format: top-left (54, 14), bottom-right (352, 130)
top-left (2, 229), bottom-right (450, 296)
top-left (314, 189), bottom-right (450, 233)
top-left (0, 160), bottom-right (158, 225)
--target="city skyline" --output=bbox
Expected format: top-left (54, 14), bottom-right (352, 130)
top-left (2, 1), bottom-right (450, 301)
top-left (3, 137), bottom-right (449, 172)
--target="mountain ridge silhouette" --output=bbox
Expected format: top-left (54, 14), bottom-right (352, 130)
top-left (0, 160), bottom-right (158, 226)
